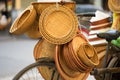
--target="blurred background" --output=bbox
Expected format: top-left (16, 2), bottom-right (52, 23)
top-left (0, 0), bottom-right (109, 80)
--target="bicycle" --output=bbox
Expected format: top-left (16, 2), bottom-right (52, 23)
top-left (91, 29), bottom-right (120, 80)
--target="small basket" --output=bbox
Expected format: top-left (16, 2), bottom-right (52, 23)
top-left (9, 5), bottom-right (36, 35)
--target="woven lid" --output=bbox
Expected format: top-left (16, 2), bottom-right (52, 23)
top-left (54, 45), bottom-right (90, 80)
top-left (9, 5), bottom-right (36, 35)
top-left (39, 5), bottom-right (78, 44)
top-left (25, 17), bottom-right (42, 39)
top-left (33, 39), bottom-right (62, 80)
top-left (108, 0), bottom-right (120, 13)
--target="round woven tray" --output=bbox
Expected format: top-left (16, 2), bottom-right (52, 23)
top-left (9, 5), bottom-right (36, 35)
top-left (33, 39), bottom-right (62, 80)
top-left (39, 5), bottom-right (78, 44)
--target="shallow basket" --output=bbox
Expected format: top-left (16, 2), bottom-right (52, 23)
top-left (33, 39), bottom-right (60, 80)
top-left (9, 5), bottom-right (36, 35)
top-left (39, 5), bottom-right (78, 44)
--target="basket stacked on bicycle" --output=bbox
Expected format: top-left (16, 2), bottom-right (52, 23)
top-left (9, 1), bottom-right (100, 80)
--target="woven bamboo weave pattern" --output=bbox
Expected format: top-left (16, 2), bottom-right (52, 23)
top-left (39, 5), bottom-right (78, 44)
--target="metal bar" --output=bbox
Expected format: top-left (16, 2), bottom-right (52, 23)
top-left (76, 12), bottom-right (95, 17)
top-left (91, 67), bottom-right (120, 75)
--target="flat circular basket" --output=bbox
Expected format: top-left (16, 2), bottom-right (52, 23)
top-left (33, 39), bottom-right (62, 80)
top-left (9, 5), bottom-right (36, 35)
top-left (39, 5), bottom-right (78, 44)
top-left (108, 0), bottom-right (120, 13)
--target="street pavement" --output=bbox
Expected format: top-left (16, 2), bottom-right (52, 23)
top-left (0, 30), bottom-right (95, 80)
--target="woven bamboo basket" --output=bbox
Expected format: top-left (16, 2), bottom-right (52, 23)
top-left (68, 39), bottom-right (92, 72)
top-left (33, 39), bottom-right (61, 80)
top-left (9, 5), bottom-right (36, 35)
top-left (32, 1), bottom-right (76, 15)
top-left (54, 45), bottom-right (90, 80)
top-left (68, 34), bottom-right (99, 67)
top-left (25, 17), bottom-right (42, 39)
top-left (77, 43), bottom-right (99, 67)
top-left (39, 5), bottom-right (78, 44)
top-left (108, 0), bottom-right (120, 13)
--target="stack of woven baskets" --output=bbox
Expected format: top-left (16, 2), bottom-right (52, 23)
top-left (9, 1), bottom-right (99, 80)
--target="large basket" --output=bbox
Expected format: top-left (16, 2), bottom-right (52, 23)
top-left (33, 39), bottom-right (62, 80)
top-left (32, 1), bottom-right (76, 15)
top-left (39, 5), bottom-right (78, 44)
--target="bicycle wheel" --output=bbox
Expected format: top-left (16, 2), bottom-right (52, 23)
top-left (13, 57), bottom-right (56, 80)
top-left (104, 56), bottom-right (119, 80)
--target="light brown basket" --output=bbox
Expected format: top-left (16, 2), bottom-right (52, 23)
top-left (32, 1), bottom-right (76, 15)
top-left (25, 17), bottom-right (42, 39)
top-left (108, 0), bottom-right (120, 13)
top-left (77, 43), bottom-right (99, 67)
top-left (54, 45), bottom-right (90, 80)
top-left (33, 39), bottom-right (61, 80)
top-left (39, 5), bottom-right (78, 44)
top-left (9, 5), bottom-right (36, 35)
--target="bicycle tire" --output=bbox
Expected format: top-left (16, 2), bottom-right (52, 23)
top-left (104, 56), bottom-right (118, 80)
top-left (13, 57), bottom-right (55, 80)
